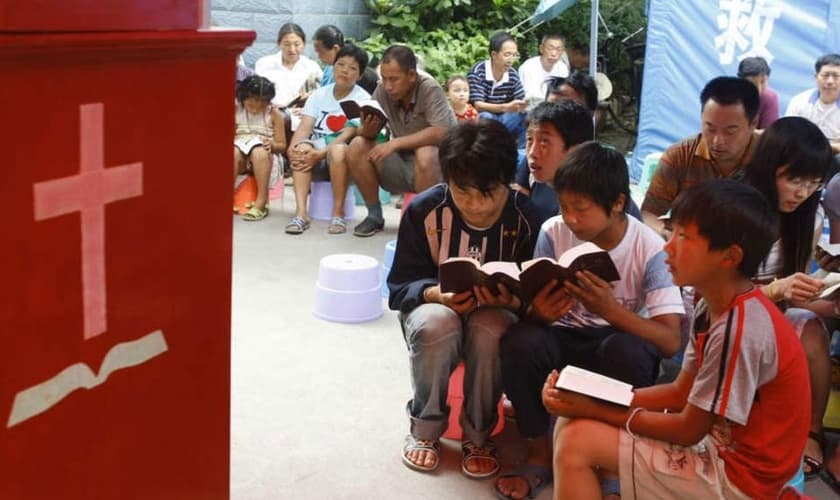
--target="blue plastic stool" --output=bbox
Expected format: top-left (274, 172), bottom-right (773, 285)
top-left (381, 239), bottom-right (397, 298)
top-left (785, 458), bottom-right (805, 493)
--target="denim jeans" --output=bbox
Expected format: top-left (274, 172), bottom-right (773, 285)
top-left (401, 303), bottom-right (518, 445)
top-left (479, 111), bottom-right (527, 148)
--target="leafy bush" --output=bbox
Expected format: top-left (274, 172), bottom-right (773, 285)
top-left (357, 0), bottom-right (646, 98)
top-left (359, 0), bottom-right (538, 82)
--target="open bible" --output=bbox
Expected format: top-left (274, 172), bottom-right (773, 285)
top-left (340, 99), bottom-right (387, 123)
top-left (518, 241), bottom-right (620, 301)
top-left (554, 365), bottom-right (634, 407)
top-left (438, 242), bottom-right (620, 299)
top-left (438, 260), bottom-right (521, 295)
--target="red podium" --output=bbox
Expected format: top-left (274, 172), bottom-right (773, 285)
top-left (0, 28), bottom-right (253, 499)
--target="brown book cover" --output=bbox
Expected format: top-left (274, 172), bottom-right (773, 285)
top-left (518, 242), bottom-right (620, 301)
top-left (339, 99), bottom-right (387, 123)
top-left (438, 259), bottom-right (520, 295)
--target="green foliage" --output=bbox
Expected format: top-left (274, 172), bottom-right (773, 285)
top-left (358, 0), bottom-right (646, 99)
top-left (359, 0), bottom-right (539, 82)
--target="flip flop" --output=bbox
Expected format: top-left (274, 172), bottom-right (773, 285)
top-left (804, 430), bottom-right (825, 480)
top-left (494, 463), bottom-right (552, 499)
top-left (401, 434), bottom-right (440, 473)
top-left (284, 216), bottom-right (310, 234)
top-left (241, 205), bottom-right (268, 221)
top-left (327, 217), bottom-right (347, 234)
top-left (462, 439), bottom-right (500, 479)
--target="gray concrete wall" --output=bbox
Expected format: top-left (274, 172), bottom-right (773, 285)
top-left (211, 0), bottom-right (371, 68)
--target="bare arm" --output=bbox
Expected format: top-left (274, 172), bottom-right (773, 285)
top-left (564, 270), bottom-right (682, 357)
top-left (473, 100), bottom-right (526, 114)
top-left (543, 368), bottom-right (713, 446)
top-left (288, 115), bottom-right (315, 150)
top-left (642, 210), bottom-right (667, 238)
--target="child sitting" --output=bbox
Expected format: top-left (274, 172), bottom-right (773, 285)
top-left (545, 179), bottom-right (809, 499)
top-left (234, 75), bottom-right (287, 221)
top-left (387, 120), bottom-right (543, 480)
top-left (445, 75), bottom-right (478, 123)
top-left (496, 142), bottom-right (683, 500)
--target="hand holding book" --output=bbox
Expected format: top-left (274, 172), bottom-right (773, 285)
top-left (542, 366), bottom-right (634, 419)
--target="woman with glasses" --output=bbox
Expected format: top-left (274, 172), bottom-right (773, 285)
top-left (255, 22), bottom-right (323, 129)
top-left (745, 116), bottom-right (834, 482)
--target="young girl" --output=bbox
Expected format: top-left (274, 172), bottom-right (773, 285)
top-left (234, 75), bottom-right (287, 221)
top-left (285, 44), bottom-right (371, 235)
top-left (745, 116), bottom-right (834, 479)
top-left (313, 25), bottom-right (344, 87)
top-left (445, 75), bottom-right (478, 123)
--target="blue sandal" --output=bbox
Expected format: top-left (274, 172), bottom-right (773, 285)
top-left (284, 216), bottom-right (310, 234)
top-left (494, 463), bottom-right (552, 499)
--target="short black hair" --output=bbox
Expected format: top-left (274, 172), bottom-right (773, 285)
top-left (277, 22), bottom-right (306, 45)
top-left (440, 119), bottom-right (517, 195)
top-left (737, 56), bottom-right (770, 78)
top-left (313, 24), bottom-right (344, 49)
top-left (699, 76), bottom-right (760, 123)
top-left (489, 32), bottom-right (515, 54)
top-left (745, 116), bottom-right (832, 275)
top-left (445, 74), bottom-right (468, 92)
top-left (547, 71), bottom-right (598, 112)
top-left (816, 53), bottom-right (840, 74)
top-left (671, 179), bottom-right (777, 278)
top-left (381, 45), bottom-right (417, 73)
top-left (335, 44), bottom-right (369, 74)
top-left (553, 141), bottom-right (630, 215)
top-left (541, 34), bottom-right (565, 45)
top-left (236, 75), bottom-right (275, 104)
top-left (527, 100), bottom-right (594, 147)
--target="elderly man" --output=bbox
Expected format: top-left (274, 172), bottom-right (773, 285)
top-left (641, 76), bottom-right (759, 237)
top-left (786, 53), bottom-right (840, 156)
top-left (518, 34), bottom-right (570, 103)
top-left (347, 44), bottom-right (456, 237)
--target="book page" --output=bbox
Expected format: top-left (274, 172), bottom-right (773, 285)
top-left (521, 256), bottom-right (553, 271)
top-left (819, 273), bottom-right (840, 299)
top-left (481, 261), bottom-right (520, 280)
top-left (555, 365), bottom-right (633, 407)
top-left (556, 241), bottom-right (604, 268)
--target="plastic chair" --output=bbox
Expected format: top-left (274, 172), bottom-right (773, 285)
top-left (308, 181), bottom-right (355, 221)
top-left (233, 175), bottom-right (257, 215)
top-left (442, 362), bottom-right (505, 440)
top-left (313, 254), bottom-right (383, 323)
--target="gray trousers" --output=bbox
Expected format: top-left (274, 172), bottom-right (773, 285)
top-left (401, 303), bottom-right (518, 445)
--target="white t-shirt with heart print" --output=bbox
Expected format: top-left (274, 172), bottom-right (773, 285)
top-left (301, 83), bottom-right (371, 149)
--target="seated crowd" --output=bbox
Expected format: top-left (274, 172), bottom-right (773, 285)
top-left (236, 24), bottom-right (840, 498)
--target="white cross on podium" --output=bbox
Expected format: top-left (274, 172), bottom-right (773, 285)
top-left (33, 103), bottom-right (143, 340)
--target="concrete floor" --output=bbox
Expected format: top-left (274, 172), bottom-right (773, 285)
top-left (230, 183), bottom-right (837, 499)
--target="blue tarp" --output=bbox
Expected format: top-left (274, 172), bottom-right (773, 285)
top-left (632, 0), bottom-right (840, 182)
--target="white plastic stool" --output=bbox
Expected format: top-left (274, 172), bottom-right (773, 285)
top-left (314, 254), bottom-right (383, 323)
top-left (309, 181), bottom-right (355, 221)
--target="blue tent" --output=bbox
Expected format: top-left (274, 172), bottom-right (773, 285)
top-left (632, 0), bottom-right (840, 182)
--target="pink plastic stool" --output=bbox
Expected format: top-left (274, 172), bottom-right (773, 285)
top-left (442, 361), bottom-right (505, 440)
top-left (268, 182), bottom-right (284, 201)
top-left (400, 192), bottom-right (417, 218)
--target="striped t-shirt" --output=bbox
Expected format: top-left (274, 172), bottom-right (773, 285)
top-left (467, 60), bottom-right (525, 105)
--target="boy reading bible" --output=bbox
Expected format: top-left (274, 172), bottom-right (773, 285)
top-left (387, 120), bottom-right (543, 479)
top-left (545, 179), bottom-right (809, 499)
top-left (496, 142), bottom-right (684, 499)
